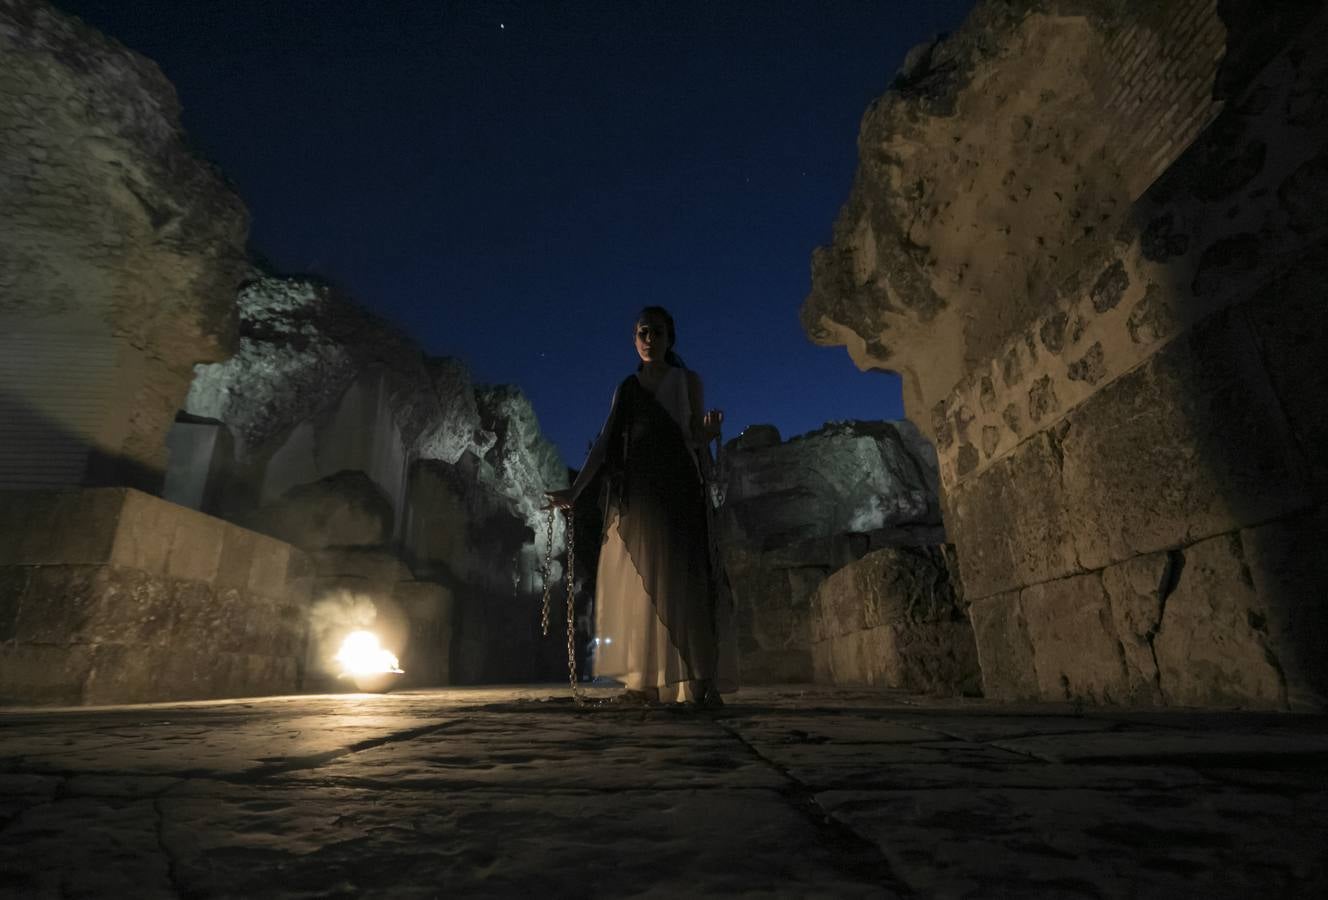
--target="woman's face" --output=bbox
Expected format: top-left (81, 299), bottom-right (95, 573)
top-left (634, 313), bottom-right (671, 364)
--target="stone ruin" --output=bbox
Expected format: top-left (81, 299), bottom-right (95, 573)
top-left (0, 1), bottom-right (567, 703)
top-left (716, 421), bottom-right (978, 695)
top-left (803, 0), bottom-right (1328, 708)
top-left (2, 0), bottom-right (1325, 711)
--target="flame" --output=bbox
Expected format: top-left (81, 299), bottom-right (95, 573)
top-left (334, 630), bottom-right (403, 676)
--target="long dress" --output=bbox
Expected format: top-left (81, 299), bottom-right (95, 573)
top-left (572, 365), bottom-right (737, 703)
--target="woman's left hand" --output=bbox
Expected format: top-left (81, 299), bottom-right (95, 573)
top-left (701, 409), bottom-right (724, 442)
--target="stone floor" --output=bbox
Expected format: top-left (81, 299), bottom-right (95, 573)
top-left (0, 684), bottom-right (1325, 898)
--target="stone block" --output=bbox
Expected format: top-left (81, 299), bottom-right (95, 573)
top-left (393, 580), bottom-right (453, 625)
top-left (952, 306), bottom-right (1312, 601)
top-left (80, 646), bottom-right (298, 706)
top-left (0, 566), bottom-right (30, 641)
top-left (0, 644), bottom-right (95, 705)
top-left (810, 546), bottom-right (976, 694)
top-left (110, 489), bottom-right (181, 576)
top-left (813, 546), bottom-right (959, 640)
top-left (740, 648), bottom-right (812, 684)
top-left (0, 489), bottom-right (122, 566)
top-left (1154, 533), bottom-right (1284, 708)
top-left (1100, 552), bottom-right (1170, 704)
top-left (1061, 306), bottom-right (1309, 572)
top-left (247, 470), bottom-right (394, 551)
top-left (214, 526), bottom-right (257, 592)
top-left (248, 537), bottom-right (291, 596)
top-left (813, 621), bottom-right (980, 696)
top-left (968, 592), bottom-right (1039, 701)
top-left (164, 506), bottom-right (226, 584)
top-left (13, 566), bottom-right (166, 645)
top-left (1243, 251), bottom-right (1328, 497)
top-left (393, 580), bottom-right (454, 687)
top-left (1020, 574), bottom-right (1133, 704)
top-left (1240, 507), bottom-right (1328, 708)
top-left (310, 547), bottom-right (410, 583)
top-left (947, 433), bottom-right (1081, 599)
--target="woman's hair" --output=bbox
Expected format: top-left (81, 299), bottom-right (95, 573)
top-left (637, 305), bottom-right (686, 369)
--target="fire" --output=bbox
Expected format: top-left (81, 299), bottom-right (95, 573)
top-left (334, 630), bottom-right (404, 676)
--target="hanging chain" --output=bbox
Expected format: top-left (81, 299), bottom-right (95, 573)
top-left (563, 507), bottom-right (579, 702)
top-left (540, 505), bottom-right (555, 636)
top-left (539, 503), bottom-right (589, 705)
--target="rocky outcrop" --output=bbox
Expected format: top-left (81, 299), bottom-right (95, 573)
top-left (0, 0), bottom-right (249, 492)
top-left (717, 420), bottom-right (947, 683)
top-left (178, 274), bottom-right (569, 685)
top-left (806, 0), bottom-right (1328, 707)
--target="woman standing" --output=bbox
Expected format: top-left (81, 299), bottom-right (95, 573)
top-left (547, 307), bottom-right (735, 706)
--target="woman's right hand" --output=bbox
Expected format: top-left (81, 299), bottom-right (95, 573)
top-left (545, 489), bottom-right (574, 510)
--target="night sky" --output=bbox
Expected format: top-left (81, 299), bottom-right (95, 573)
top-left (57, 0), bottom-right (974, 466)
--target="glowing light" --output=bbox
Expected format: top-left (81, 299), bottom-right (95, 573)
top-left (334, 630), bottom-right (403, 676)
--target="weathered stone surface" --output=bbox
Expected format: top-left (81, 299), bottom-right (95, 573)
top-left (1240, 508), bottom-right (1328, 708)
top-left (722, 545), bottom-right (816, 683)
top-left (810, 547), bottom-right (978, 695)
top-left (967, 591), bottom-right (1038, 701)
top-left (182, 275), bottom-right (568, 683)
top-left (248, 469), bottom-right (394, 550)
top-left (803, 0), bottom-right (1328, 710)
top-left (720, 419), bottom-right (941, 548)
top-left (1154, 533), bottom-right (1286, 708)
top-left (801, 2), bottom-right (1235, 425)
top-left (710, 418), bottom-right (945, 685)
top-left (0, 488), bottom-right (310, 704)
top-left (1243, 244), bottom-right (1328, 497)
top-left (731, 423), bottom-right (781, 450)
top-left (1060, 307), bottom-right (1311, 573)
top-left (946, 431), bottom-right (1081, 600)
top-left (1100, 552), bottom-right (1171, 705)
top-left (1020, 574), bottom-right (1132, 705)
top-left (0, 0), bottom-right (248, 492)
top-left (7, 686), bottom-right (1324, 897)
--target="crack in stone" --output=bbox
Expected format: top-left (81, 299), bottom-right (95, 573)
top-left (715, 721), bottom-right (916, 896)
top-left (153, 797), bottom-right (187, 900)
top-left (241, 720), bottom-right (466, 780)
top-left (1149, 548), bottom-right (1186, 699)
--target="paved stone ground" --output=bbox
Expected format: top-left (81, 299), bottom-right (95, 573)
top-left (1, 685), bottom-right (1325, 898)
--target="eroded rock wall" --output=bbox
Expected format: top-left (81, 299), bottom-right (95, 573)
top-left (0, 0), bottom-right (248, 492)
top-left (182, 275), bottom-right (570, 684)
top-left (805, 0), bottom-right (1328, 707)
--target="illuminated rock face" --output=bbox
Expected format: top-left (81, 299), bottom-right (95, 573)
top-left (180, 275), bottom-right (570, 685)
top-left (716, 421), bottom-right (961, 686)
top-left (0, 0), bottom-right (248, 493)
top-left (806, 0), bottom-right (1328, 706)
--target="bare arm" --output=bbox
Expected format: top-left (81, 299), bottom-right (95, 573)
top-left (686, 370), bottom-right (723, 446)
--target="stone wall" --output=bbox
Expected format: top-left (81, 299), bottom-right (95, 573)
top-left (717, 421), bottom-right (947, 683)
top-left (0, 0), bottom-right (248, 493)
top-left (804, 0), bottom-right (1328, 707)
top-left (0, 489), bottom-right (310, 704)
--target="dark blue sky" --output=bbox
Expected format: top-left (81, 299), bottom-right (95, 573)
top-left (59, 0), bottom-right (974, 466)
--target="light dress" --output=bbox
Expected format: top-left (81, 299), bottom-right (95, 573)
top-left (583, 366), bottom-right (736, 703)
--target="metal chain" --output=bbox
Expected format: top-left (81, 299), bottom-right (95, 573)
top-left (539, 505), bottom-right (555, 636)
top-left (564, 507), bottom-right (579, 703)
top-left (538, 503), bottom-right (590, 705)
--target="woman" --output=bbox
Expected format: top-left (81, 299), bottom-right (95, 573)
top-left (546, 306), bottom-right (735, 706)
